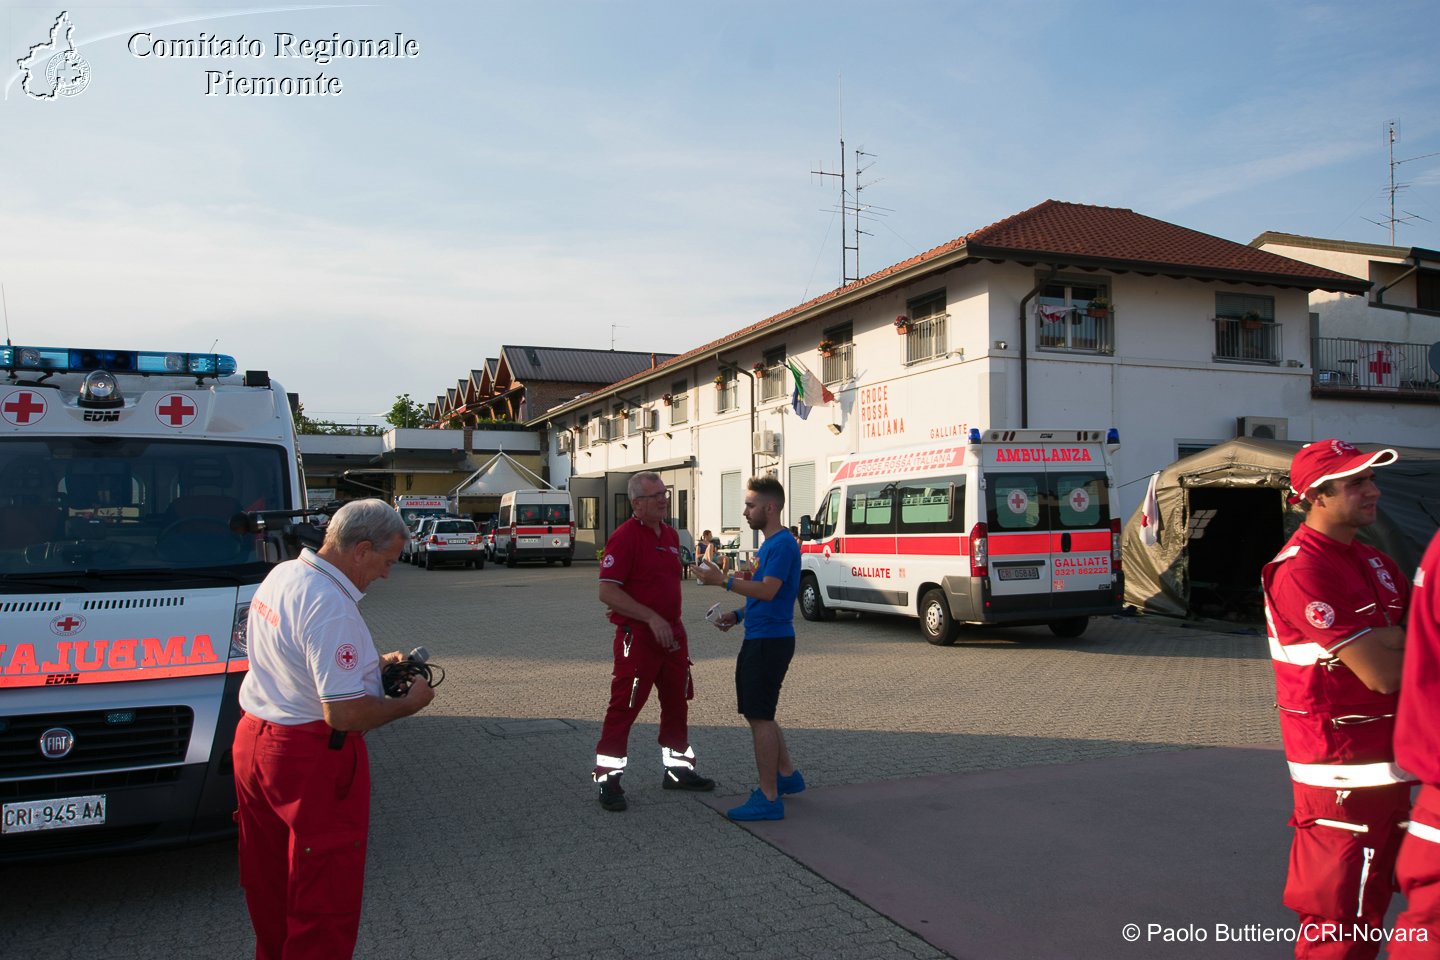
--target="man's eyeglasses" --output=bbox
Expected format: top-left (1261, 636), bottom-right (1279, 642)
top-left (634, 490), bottom-right (671, 501)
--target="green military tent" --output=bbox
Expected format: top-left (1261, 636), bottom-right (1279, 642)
top-left (1122, 437), bottom-right (1440, 619)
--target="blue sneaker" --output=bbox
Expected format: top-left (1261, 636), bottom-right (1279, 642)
top-left (727, 788), bottom-right (784, 821)
top-left (776, 769), bottom-right (806, 796)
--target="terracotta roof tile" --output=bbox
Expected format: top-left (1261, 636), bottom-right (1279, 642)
top-left (537, 200), bottom-right (1368, 420)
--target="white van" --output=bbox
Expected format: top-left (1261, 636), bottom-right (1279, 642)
top-left (493, 488), bottom-right (574, 567)
top-left (0, 342), bottom-right (307, 861)
top-left (799, 428), bottom-right (1124, 644)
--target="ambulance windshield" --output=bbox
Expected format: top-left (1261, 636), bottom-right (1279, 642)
top-left (0, 437), bottom-right (290, 587)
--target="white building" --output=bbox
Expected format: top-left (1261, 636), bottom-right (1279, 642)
top-left (538, 201), bottom-right (1437, 555)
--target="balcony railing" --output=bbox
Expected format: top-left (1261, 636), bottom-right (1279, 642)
top-left (821, 343), bottom-right (854, 384)
top-left (1312, 336), bottom-right (1440, 399)
top-left (904, 315), bottom-right (948, 363)
top-left (1036, 309), bottom-right (1113, 354)
top-left (1214, 317), bottom-right (1281, 364)
top-left (759, 366), bottom-right (787, 401)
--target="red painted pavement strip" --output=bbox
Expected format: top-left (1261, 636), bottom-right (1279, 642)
top-left (705, 744), bottom-right (1324, 960)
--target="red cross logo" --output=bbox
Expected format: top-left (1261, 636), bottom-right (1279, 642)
top-left (156, 394), bottom-right (197, 427)
top-left (2, 390), bottom-right (46, 426)
top-left (1070, 488), bottom-right (1090, 512)
top-left (335, 643), bottom-right (359, 671)
top-left (1007, 490), bottom-right (1029, 513)
top-left (1368, 351), bottom-right (1392, 378)
top-left (50, 614), bottom-right (86, 636)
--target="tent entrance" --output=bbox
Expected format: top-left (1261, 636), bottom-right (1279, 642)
top-left (1185, 487), bottom-right (1284, 621)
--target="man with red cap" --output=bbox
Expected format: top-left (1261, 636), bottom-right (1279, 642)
top-left (1391, 527), bottom-right (1440, 956)
top-left (1261, 439), bottom-right (1410, 959)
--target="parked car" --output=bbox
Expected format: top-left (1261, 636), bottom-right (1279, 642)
top-left (400, 517), bottom-right (428, 564)
top-left (480, 518), bottom-right (499, 561)
top-left (408, 517), bottom-right (438, 565)
top-left (419, 518), bottom-right (486, 570)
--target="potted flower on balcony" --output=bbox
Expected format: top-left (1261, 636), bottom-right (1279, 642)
top-left (662, 393), bottom-right (673, 406)
top-left (894, 314), bottom-right (912, 335)
top-left (713, 374), bottom-right (726, 390)
top-left (1241, 311), bottom-right (1264, 331)
top-left (1086, 296), bottom-right (1111, 319)
top-left (817, 337), bottom-right (836, 358)
top-left (752, 361), bottom-right (767, 378)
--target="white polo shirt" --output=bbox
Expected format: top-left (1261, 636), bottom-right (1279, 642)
top-left (238, 548), bottom-right (382, 724)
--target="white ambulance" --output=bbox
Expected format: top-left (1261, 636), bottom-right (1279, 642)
top-left (799, 428), bottom-right (1124, 644)
top-left (394, 494), bottom-right (456, 529)
top-left (493, 488), bottom-right (574, 567)
top-left (0, 344), bottom-right (308, 861)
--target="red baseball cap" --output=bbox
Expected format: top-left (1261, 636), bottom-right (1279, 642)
top-left (1287, 439), bottom-right (1398, 504)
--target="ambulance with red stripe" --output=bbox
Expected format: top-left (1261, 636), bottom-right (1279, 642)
top-left (493, 488), bottom-right (574, 567)
top-left (798, 428), bottom-right (1124, 644)
top-left (0, 345), bottom-right (305, 861)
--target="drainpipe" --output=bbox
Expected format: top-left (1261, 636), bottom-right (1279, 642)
top-left (1374, 254), bottom-right (1420, 306)
top-left (718, 354), bottom-right (759, 551)
top-left (1017, 267), bottom-right (1060, 429)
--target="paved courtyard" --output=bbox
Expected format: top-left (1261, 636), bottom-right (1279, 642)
top-left (4, 561), bottom-right (1281, 960)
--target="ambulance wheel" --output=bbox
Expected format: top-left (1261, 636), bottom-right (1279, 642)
top-left (506, 551), bottom-right (518, 568)
top-left (1048, 617), bottom-right (1089, 639)
top-left (920, 589), bottom-right (959, 646)
top-left (562, 558), bottom-right (572, 567)
top-left (799, 574), bottom-right (835, 622)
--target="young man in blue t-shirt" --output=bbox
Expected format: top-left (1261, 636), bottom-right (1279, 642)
top-left (695, 475), bottom-right (804, 820)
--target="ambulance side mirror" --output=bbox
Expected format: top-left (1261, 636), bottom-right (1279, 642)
top-left (800, 516), bottom-right (813, 541)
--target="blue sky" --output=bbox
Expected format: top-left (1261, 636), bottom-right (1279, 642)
top-left (3, 1), bottom-right (1438, 421)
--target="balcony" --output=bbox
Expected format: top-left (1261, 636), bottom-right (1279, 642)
top-left (1311, 336), bottom-right (1440, 401)
top-left (1214, 317), bottom-right (1281, 364)
top-left (821, 343), bottom-right (853, 384)
top-left (903, 314), bottom-right (949, 363)
top-left (1036, 308), bottom-right (1113, 354)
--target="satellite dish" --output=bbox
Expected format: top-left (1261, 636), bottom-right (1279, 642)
top-left (1429, 342), bottom-right (1440, 378)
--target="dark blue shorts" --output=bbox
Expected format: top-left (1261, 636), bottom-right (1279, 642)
top-left (735, 636), bottom-right (795, 720)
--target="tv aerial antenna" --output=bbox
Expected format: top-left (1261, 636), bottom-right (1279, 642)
top-left (811, 79), bottom-right (891, 285)
top-left (1365, 120), bottom-right (1438, 244)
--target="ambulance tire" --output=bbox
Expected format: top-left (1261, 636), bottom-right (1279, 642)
top-left (920, 589), bottom-right (959, 645)
top-left (562, 558), bottom-right (572, 567)
top-left (506, 550), bottom-right (518, 568)
top-left (799, 574), bottom-right (835, 622)
top-left (1048, 617), bottom-right (1089, 639)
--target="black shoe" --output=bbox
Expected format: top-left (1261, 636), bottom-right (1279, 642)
top-left (598, 776), bottom-right (627, 812)
top-left (662, 768), bottom-right (715, 792)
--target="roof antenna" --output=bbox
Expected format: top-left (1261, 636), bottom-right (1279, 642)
top-left (2, 283), bottom-right (11, 346)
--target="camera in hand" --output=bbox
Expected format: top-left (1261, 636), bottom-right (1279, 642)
top-left (381, 645), bottom-right (444, 697)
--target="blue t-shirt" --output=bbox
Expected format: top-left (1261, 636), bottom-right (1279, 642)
top-left (740, 528), bottom-right (800, 639)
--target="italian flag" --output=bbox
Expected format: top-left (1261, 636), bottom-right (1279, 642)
top-left (786, 360), bottom-right (835, 421)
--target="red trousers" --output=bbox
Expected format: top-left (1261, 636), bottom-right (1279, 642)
top-left (1392, 784), bottom-right (1440, 959)
top-left (233, 713), bottom-right (370, 960)
top-left (1284, 781), bottom-right (1412, 960)
top-left (594, 625), bottom-right (693, 777)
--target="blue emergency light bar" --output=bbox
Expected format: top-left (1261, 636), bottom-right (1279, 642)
top-left (0, 345), bottom-right (237, 378)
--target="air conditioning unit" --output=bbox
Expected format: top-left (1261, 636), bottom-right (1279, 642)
top-left (1237, 416), bottom-right (1288, 440)
top-left (556, 432), bottom-right (572, 454)
top-left (751, 429), bottom-right (779, 455)
top-left (641, 410), bottom-right (659, 432)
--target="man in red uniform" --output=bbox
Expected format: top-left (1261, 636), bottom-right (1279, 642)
top-left (1261, 440), bottom-right (1410, 959)
top-left (1392, 528), bottom-right (1440, 957)
top-left (592, 471), bottom-right (714, 811)
top-left (234, 499), bottom-right (436, 960)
